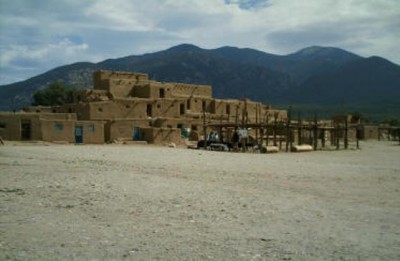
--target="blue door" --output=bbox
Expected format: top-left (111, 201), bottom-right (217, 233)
top-left (75, 126), bottom-right (83, 143)
top-left (132, 127), bottom-right (141, 141)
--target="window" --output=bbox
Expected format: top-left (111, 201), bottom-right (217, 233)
top-left (98, 107), bottom-right (103, 112)
top-left (54, 123), bottom-right (63, 131)
top-left (159, 88), bottom-right (165, 98)
top-left (88, 124), bottom-right (95, 132)
top-left (187, 99), bottom-right (191, 110)
top-left (180, 103), bottom-right (185, 115)
top-left (226, 104), bottom-right (230, 114)
top-left (0, 122), bottom-right (6, 129)
top-left (146, 104), bottom-right (152, 117)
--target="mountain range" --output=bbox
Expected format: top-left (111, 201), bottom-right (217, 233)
top-left (1, 44), bottom-right (399, 121)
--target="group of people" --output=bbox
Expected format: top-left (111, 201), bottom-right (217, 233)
top-left (207, 131), bottom-right (220, 142)
top-left (202, 128), bottom-right (254, 152)
top-left (207, 129), bottom-right (244, 143)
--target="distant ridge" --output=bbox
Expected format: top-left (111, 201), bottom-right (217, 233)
top-left (1, 44), bottom-right (399, 120)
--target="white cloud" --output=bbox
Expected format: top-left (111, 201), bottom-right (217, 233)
top-left (0, 38), bottom-right (89, 67)
top-left (0, 0), bottom-right (399, 84)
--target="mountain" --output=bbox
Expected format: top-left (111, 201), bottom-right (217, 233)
top-left (294, 56), bottom-right (400, 103)
top-left (212, 45), bottom-right (362, 83)
top-left (0, 62), bottom-right (98, 111)
top-left (1, 44), bottom-right (399, 120)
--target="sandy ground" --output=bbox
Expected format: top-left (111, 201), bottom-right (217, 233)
top-left (0, 141), bottom-right (399, 260)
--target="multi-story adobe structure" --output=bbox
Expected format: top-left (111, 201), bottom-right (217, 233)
top-left (0, 70), bottom-right (287, 145)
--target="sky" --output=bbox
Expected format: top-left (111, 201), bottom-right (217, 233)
top-left (0, 0), bottom-right (399, 85)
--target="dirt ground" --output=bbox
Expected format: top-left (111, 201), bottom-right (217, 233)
top-left (1, 141), bottom-right (399, 260)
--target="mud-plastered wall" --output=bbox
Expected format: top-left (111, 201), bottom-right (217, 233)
top-left (106, 119), bottom-right (150, 142)
top-left (88, 100), bottom-right (148, 120)
top-left (141, 127), bottom-right (183, 144)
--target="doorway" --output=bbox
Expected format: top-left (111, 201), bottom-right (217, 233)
top-left (74, 126), bottom-right (83, 143)
top-left (21, 120), bottom-right (31, 140)
top-left (132, 127), bottom-right (141, 141)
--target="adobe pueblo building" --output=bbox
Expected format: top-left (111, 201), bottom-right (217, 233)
top-left (0, 70), bottom-right (287, 145)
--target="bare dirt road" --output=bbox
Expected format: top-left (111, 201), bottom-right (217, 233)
top-left (1, 141), bottom-right (399, 260)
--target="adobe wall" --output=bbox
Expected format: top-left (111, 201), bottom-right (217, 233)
top-left (141, 127), bottom-right (183, 145)
top-left (208, 99), bottom-right (284, 124)
top-left (0, 114), bottom-right (23, 140)
top-left (87, 99), bottom-right (186, 120)
top-left (93, 70), bottom-right (149, 91)
top-left (211, 99), bottom-right (236, 116)
top-left (129, 81), bottom-right (182, 99)
top-left (148, 99), bottom-right (182, 118)
top-left (40, 120), bottom-right (75, 143)
top-left (0, 113), bottom-right (42, 141)
top-left (56, 104), bottom-right (91, 120)
top-left (132, 81), bottom-right (212, 100)
top-left (132, 84), bottom-right (152, 98)
top-left (107, 79), bottom-right (135, 98)
top-left (0, 113), bottom-right (103, 144)
top-left (332, 115), bottom-right (360, 124)
top-left (77, 121), bottom-right (105, 144)
top-left (182, 97), bottom-right (212, 114)
top-left (38, 113), bottom-right (77, 121)
top-left (265, 109), bottom-right (288, 123)
top-left (73, 89), bottom-right (110, 103)
top-left (152, 117), bottom-right (203, 130)
top-left (1, 70), bottom-right (290, 144)
top-left (23, 106), bottom-right (54, 113)
top-left (106, 119), bottom-right (150, 142)
top-left (169, 83), bottom-right (212, 98)
top-left (363, 125), bottom-right (379, 140)
top-left (88, 100), bottom-right (149, 120)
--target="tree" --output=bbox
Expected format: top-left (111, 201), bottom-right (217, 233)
top-left (32, 82), bottom-right (75, 106)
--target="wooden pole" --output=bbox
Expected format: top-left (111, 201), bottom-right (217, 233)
top-left (398, 128), bottom-right (400, 145)
top-left (397, 128), bottom-right (400, 145)
top-left (202, 104), bottom-right (207, 150)
top-left (297, 112), bottom-right (302, 145)
top-left (241, 101), bottom-right (246, 152)
top-left (286, 106), bottom-right (292, 152)
top-left (336, 124), bottom-right (340, 150)
top-left (255, 104), bottom-right (259, 147)
top-left (313, 113), bottom-right (318, 150)
top-left (356, 124), bottom-right (361, 149)
top-left (344, 119), bottom-right (349, 149)
top-left (266, 113), bottom-right (270, 146)
top-left (378, 127), bottom-right (381, 141)
top-left (273, 112), bottom-right (278, 147)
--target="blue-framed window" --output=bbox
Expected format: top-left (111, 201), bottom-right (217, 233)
top-left (54, 123), bottom-right (63, 131)
top-left (88, 124), bottom-right (95, 132)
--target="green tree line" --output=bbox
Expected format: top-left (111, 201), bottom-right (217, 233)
top-left (32, 82), bottom-right (75, 106)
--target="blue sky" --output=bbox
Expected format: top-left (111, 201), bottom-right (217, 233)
top-left (0, 0), bottom-right (399, 85)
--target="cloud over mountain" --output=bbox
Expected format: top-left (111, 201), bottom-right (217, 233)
top-left (1, 0), bottom-right (399, 85)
